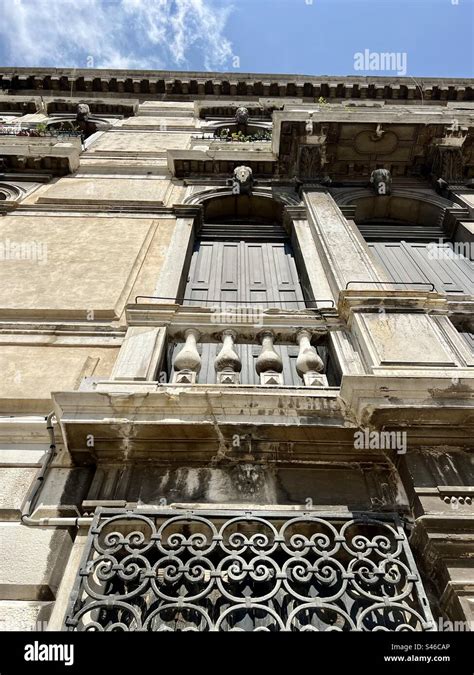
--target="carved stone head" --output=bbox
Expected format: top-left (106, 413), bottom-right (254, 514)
top-left (76, 103), bottom-right (91, 122)
top-left (235, 106), bottom-right (249, 125)
top-left (370, 168), bottom-right (392, 195)
top-left (232, 463), bottom-right (264, 496)
top-left (232, 165), bottom-right (253, 195)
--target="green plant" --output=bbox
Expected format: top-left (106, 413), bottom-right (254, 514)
top-left (215, 127), bottom-right (271, 143)
top-left (35, 122), bottom-right (48, 135)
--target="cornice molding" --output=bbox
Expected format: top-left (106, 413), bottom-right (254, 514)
top-left (1, 69), bottom-right (472, 102)
top-left (125, 302), bottom-right (339, 336)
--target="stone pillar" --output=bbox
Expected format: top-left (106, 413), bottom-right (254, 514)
top-left (303, 189), bottom-right (388, 297)
top-left (46, 530), bottom-right (89, 630)
top-left (153, 215), bottom-right (196, 302)
top-left (399, 448), bottom-right (474, 629)
top-left (256, 331), bottom-right (283, 385)
top-left (110, 326), bottom-right (166, 381)
top-left (172, 329), bottom-right (201, 384)
top-left (286, 206), bottom-right (334, 307)
top-left (215, 330), bottom-right (241, 385)
top-left (296, 329), bottom-right (327, 386)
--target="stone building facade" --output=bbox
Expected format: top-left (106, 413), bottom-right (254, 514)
top-left (0, 69), bottom-right (473, 632)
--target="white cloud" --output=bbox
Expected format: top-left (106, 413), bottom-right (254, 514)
top-left (0, 0), bottom-right (234, 71)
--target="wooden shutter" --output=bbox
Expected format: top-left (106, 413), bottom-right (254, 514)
top-left (172, 230), bottom-right (307, 384)
top-left (185, 241), bottom-right (216, 305)
top-left (185, 239), bottom-right (305, 309)
top-left (368, 241), bottom-right (473, 294)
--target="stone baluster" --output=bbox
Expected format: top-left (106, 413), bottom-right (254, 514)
top-left (296, 329), bottom-right (328, 386)
top-left (256, 331), bottom-right (283, 385)
top-left (215, 330), bottom-right (241, 384)
top-left (172, 329), bottom-right (201, 384)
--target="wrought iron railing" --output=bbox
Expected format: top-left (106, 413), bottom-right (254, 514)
top-left (213, 129), bottom-right (272, 142)
top-left (190, 130), bottom-right (272, 143)
top-left (64, 508), bottom-right (435, 632)
top-left (0, 126), bottom-right (82, 138)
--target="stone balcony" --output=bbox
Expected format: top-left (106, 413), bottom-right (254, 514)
top-left (126, 301), bottom-right (338, 385)
top-left (52, 303), bottom-right (352, 464)
top-left (189, 135), bottom-right (272, 153)
top-left (272, 103), bottom-right (474, 182)
top-left (168, 147), bottom-right (276, 178)
top-left (0, 134), bottom-right (81, 174)
top-left (52, 298), bottom-right (474, 463)
top-left (52, 384), bottom-right (347, 464)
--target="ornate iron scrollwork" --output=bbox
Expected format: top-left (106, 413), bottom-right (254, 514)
top-left (65, 509), bottom-right (435, 632)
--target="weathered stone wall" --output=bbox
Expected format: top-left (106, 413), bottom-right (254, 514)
top-left (0, 98), bottom-right (185, 628)
top-left (0, 345), bottom-right (118, 413)
top-left (0, 438), bottom-right (93, 629)
top-left (0, 79), bottom-right (472, 631)
top-left (0, 215), bottom-right (175, 317)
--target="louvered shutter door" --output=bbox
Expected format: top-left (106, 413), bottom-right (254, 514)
top-left (368, 241), bottom-right (474, 294)
top-left (170, 227), bottom-right (307, 385)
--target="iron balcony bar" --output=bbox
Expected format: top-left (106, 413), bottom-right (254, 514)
top-left (64, 507), bottom-right (436, 633)
top-left (134, 294), bottom-right (335, 308)
top-left (345, 280), bottom-right (436, 291)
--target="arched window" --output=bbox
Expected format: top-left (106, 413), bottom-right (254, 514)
top-left (166, 193), bottom-right (339, 386)
top-left (338, 191), bottom-right (473, 295)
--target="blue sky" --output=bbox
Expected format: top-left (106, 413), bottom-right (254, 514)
top-left (0, 0), bottom-right (472, 77)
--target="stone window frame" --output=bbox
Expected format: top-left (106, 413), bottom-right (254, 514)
top-left (110, 187), bottom-right (367, 383)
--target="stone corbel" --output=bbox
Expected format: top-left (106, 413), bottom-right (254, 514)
top-left (428, 144), bottom-right (464, 183)
top-left (410, 516), bottom-right (474, 626)
top-left (299, 124), bottom-right (329, 180)
top-left (426, 122), bottom-right (469, 183)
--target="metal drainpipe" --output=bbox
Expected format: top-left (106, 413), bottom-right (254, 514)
top-left (20, 411), bottom-right (93, 528)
